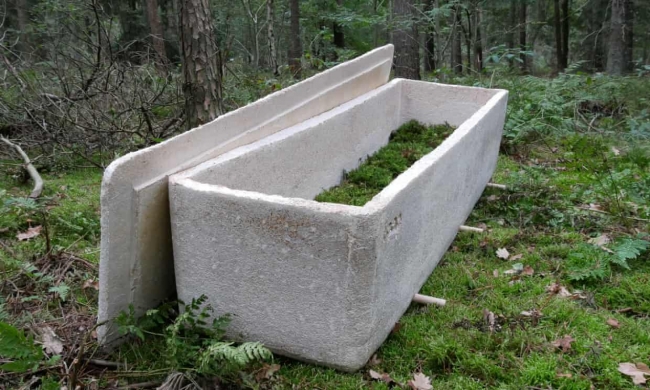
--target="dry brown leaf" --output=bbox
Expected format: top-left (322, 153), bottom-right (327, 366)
top-left (587, 203), bottom-right (603, 211)
top-left (369, 369), bottom-right (394, 384)
top-left (618, 362), bottom-right (650, 385)
top-left (588, 234), bottom-right (611, 247)
top-left (483, 309), bottom-right (496, 333)
top-left (556, 373), bottom-right (573, 378)
top-left (492, 269), bottom-right (499, 277)
top-left (510, 253), bottom-right (523, 261)
top-left (16, 225), bottom-right (42, 241)
top-left (263, 363), bottom-right (281, 379)
top-left (408, 372), bottom-right (433, 390)
top-left (611, 147), bottom-right (621, 156)
top-left (367, 354), bottom-right (382, 367)
top-left (38, 326), bottom-right (64, 355)
top-left (546, 283), bottom-right (572, 298)
top-left (522, 265), bottom-right (534, 276)
top-left (82, 279), bottom-right (99, 290)
top-left (606, 318), bottom-right (620, 329)
top-left (391, 322), bottom-right (402, 334)
top-left (552, 335), bottom-right (575, 352)
top-left (496, 247), bottom-right (510, 260)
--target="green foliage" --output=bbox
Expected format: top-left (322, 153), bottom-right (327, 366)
top-left (0, 322), bottom-right (43, 373)
top-left (116, 295), bottom-right (271, 379)
top-left (567, 238), bottom-right (649, 282)
top-left (315, 120), bottom-right (454, 205)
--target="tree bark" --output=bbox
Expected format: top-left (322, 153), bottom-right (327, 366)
top-left (288, 0), bottom-right (302, 78)
top-left (463, 9), bottom-right (472, 72)
top-left (424, 0), bottom-right (435, 72)
top-left (146, 0), bottom-right (168, 64)
top-left (561, 0), bottom-right (570, 69)
top-left (553, 0), bottom-right (564, 71)
top-left (607, 0), bottom-right (633, 75)
top-left (267, 0), bottom-right (279, 75)
top-left (473, 3), bottom-right (483, 72)
top-left (333, 0), bottom-right (345, 48)
top-left (584, 0), bottom-right (607, 71)
top-left (507, 0), bottom-right (516, 68)
top-left (180, 0), bottom-right (224, 129)
top-left (392, 0), bottom-right (420, 79)
top-left (452, 5), bottom-right (462, 74)
top-left (519, 0), bottom-right (527, 73)
top-left (15, 0), bottom-right (28, 53)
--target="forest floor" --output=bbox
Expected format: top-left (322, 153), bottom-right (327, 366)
top-left (1, 73), bottom-right (649, 389)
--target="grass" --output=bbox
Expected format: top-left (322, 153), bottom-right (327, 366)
top-left (1, 74), bottom-right (650, 389)
top-left (315, 120), bottom-right (454, 206)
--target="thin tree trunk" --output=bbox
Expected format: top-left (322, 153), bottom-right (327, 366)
top-left (519, 0), bottom-right (527, 73)
top-left (424, 0), bottom-right (435, 72)
top-left (288, 0), bottom-right (302, 78)
top-left (146, 0), bottom-right (168, 64)
top-left (553, 0), bottom-right (564, 71)
top-left (392, 0), bottom-right (420, 79)
top-left (464, 9), bottom-right (472, 72)
top-left (507, 0), bottom-right (516, 68)
top-left (333, 0), bottom-right (345, 48)
top-left (267, 0), bottom-right (278, 75)
top-left (15, 0), bottom-right (28, 53)
top-left (607, 0), bottom-right (633, 74)
top-left (561, 0), bottom-right (570, 68)
top-left (473, 4), bottom-right (483, 72)
top-left (453, 6), bottom-right (462, 74)
top-left (180, 0), bottom-right (224, 129)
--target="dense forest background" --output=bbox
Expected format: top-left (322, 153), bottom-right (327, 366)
top-left (0, 0), bottom-right (647, 167)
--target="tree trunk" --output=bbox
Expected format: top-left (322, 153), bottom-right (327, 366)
top-left (424, 0), bottom-right (435, 72)
top-left (452, 6), bottom-right (462, 74)
top-left (584, 0), bottom-right (607, 71)
top-left (507, 0), bottom-right (516, 68)
top-left (146, 0), bottom-right (168, 64)
top-left (473, 4), bottom-right (483, 72)
top-left (607, 0), bottom-right (633, 75)
top-left (392, 0), bottom-right (420, 79)
top-left (333, 0), bottom-right (345, 48)
top-left (519, 0), bottom-right (527, 73)
top-left (464, 9), bottom-right (472, 72)
top-left (15, 0), bottom-right (28, 53)
top-left (288, 0), bottom-right (302, 78)
top-left (553, 0), bottom-right (564, 71)
top-left (267, 0), bottom-right (279, 75)
top-left (561, 0), bottom-right (570, 68)
top-left (180, 0), bottom-right (224, 129)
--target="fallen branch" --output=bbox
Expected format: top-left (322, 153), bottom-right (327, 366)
top-left (0, 136), bottom-right (44, 198)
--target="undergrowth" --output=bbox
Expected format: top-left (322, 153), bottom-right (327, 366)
top-left (315, 120), bottom-right (454, 205)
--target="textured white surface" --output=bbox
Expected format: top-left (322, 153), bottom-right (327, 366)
top-left (169, 79), bottom-right (508, 370)
top-left (98, 45), bottom-right (395, 344)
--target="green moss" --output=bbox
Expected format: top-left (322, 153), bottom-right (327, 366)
top-left (315, 120), bottom-right (455, 206)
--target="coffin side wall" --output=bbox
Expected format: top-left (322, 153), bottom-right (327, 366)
top-left (168, 180), bottom-right (379, 370)
top-left (365, 87), bottom-right (509, 353)
top-left (98, 45), bottom-right (394, 344)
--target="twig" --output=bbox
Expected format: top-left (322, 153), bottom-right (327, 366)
top-left (0, 136), bottom-right (44, 198)
top-left (86, 359), bottom-right (124, 369)
top-left (118, 380), bottom-right (163, 389)
top-left (575, 207), bottom-right (649, 222)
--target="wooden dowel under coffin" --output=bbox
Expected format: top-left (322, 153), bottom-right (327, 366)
top-left (459, 225), bottom-right (484, 233)
top-left (486, 182), bottom-right (507, 190)
top-left (413, 294), bottom-right (446, 306)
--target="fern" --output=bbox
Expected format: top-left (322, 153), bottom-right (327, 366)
top-left (612, 238), bottom-right (650, 269)
top-left (0, 322), bottom-right (43, 373)
top-left (198, 341), bottom-right (271, 374)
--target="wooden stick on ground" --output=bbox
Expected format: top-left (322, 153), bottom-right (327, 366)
top-left (459, 225), bottom-right (484, 233)
top-left (486, 182), bottom-right (507, 190)
top-left (0, 136), bottom-right (43, 198)
top-left (413, 294), bottom-right (446, 306)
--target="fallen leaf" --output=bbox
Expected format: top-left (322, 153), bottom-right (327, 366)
top-left (408, 372), bottom-right (433, 390)
top-left (487, 195), bottom-right (499, 202)
top-left (557, 372), bottom-right (573, 378)
top-left (510, 253), bottom-right (523, 261)
top-left (16, 225), bottom-right (42, 241)
top-left (496, 247), bottom-right (510, 260)
top-left (504, 263), bottom-right (524, 275)
top-left (391, 322), bottom-right (402, 334)
top-left (546, 283), bottom-right (572, 298)
top-left (483, 309), bottom-right (496, 333)
top-left (367, 354), bottom-right (382, 367)
top-left (611, 147), bottom-right (621, 156)
top-left (492, 269), bottom-right (499, 277)
top-left (82, 279), bottom-right (99, 290)
top-left (38, 326), bottom-right (64, 355)
top-left (0, 227), bottom-right (8, 234)
top-left (369, 369), bottom-right (394, 384)
top-left (552, 335), bottom-right (575, 352)
top-left (263, 363), bottom-right (281, 379)
top-left (522, 265), bottom-right (534, 276)
top-left (587, 203), bottom-right (603, 211)
top-left (588, 234), bottom-right (611, 247)
top-left (520, 309), bottom-right (542, 318)
top-left (606, 318), bottom-right (620, 329)
top-left (618, 362), bottom-right (650, 385)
